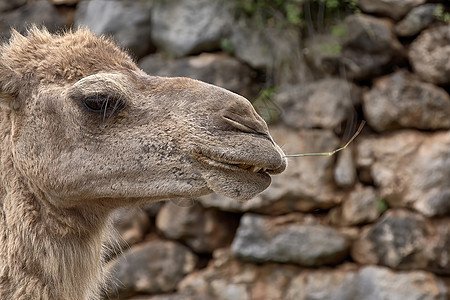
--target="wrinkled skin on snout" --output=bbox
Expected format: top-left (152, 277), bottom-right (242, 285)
top-left (14, 72), bottom-right (285, 207)
top-left (2, 29), bottom-right (286, 210)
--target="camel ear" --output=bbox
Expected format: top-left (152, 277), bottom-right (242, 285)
top-left (0, 30), bottom-right (23, 110)
top-left (0, 61), bottom-right (21, 110)
top-left (0, 64), bottom-right (20, 110)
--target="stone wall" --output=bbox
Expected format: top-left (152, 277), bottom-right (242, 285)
top-left (1, 0), bottom-right (449, 299)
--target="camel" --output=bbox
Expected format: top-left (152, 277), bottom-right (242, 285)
top-left (0, 27), bottom-right (286, 299)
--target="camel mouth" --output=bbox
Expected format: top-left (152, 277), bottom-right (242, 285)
top-left (193, 152), bottom-right (284, 176)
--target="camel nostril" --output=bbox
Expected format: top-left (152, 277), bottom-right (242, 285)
top-left (221, 109), bottom-right (269, 136)
top-left (222, 115), bottom-right (259, 134)
top-left (220, 97), bottom-right (270, 136)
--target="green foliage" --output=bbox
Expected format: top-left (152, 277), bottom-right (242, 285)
top-left (331, 24), bottom-right (348, 37)
top-left (316, 0), bottom-right (358, 11)
top-left (251, 87), bottom-right (281, 124)
top-left (220, 38), bottom-right (234, 54)
top-left (318, 42), bottom-right (342, 55)
top-left (232, 0), bottom-right (359, 30)
top-left (285, 2), bottom-right (304, 26)
top-left (375, 198), bottom-right (388, 214)
top-left (434, 4), bottom-right (450, 23)
top-left (233, 0), bottom-right (304, 27)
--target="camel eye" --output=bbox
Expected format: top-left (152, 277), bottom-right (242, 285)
top-left (83, 96), bottom-right (105, 112)
top-left (82, 94), bottom-right (123, 114)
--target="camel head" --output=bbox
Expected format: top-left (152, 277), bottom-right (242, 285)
top-left (0, 28), bottom-right (286, 209)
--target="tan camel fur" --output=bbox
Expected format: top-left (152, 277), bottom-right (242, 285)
top-left (0, 28), bottom-right (286, 299)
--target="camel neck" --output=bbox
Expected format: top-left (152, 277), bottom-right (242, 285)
top-left (0, 180), bottom-right (109, 300)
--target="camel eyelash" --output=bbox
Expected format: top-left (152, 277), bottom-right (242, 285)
top-left (81, 94), bottom-right (126, 118)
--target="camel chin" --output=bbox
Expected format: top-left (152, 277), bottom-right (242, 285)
top-left (203, 166), bottom-right (272, 201)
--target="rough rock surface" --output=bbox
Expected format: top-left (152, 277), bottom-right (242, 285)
top-left (156, 202), bottom-right (238, 254)
top-left (0, 0), bottom-right (65, 39)
top-left (139, 53), bottom-right (258, 99)
top-left (352, 209), bottom-right (450, 274)
top-left (276, 78), bottom-right (360, 129)
top-left (52, 0), bottom-right (79, 5)
top-left (395, 4), bottom-right (438, 37)
top-left (105, 239), bottom-right (198, 298)
top-left (358, 0), bottom-right (426, 20)
top-left (409, 25), bottom-right (450, 85)
top-left (363, 70), bottom-right (450, 131)
top-left (179, 248), bottom-right (302, 300)
top-left (257, 126), bottom-right (342, 212)
top-left (151, 0), bottom-right (233, 57)
top-left (140, 202), bottom-right (164, 218)
top-left (0, 0), bottom-right (26, 12)
top-left (337, 265), bottom-right (448, 300)
top-left (357, 130), bottom-right (450, 217)
top-left (333, 148), bottom-right (357, 188)
top-left (330, 185), bottom-right (382, 226)
top-left (229, 23), bottom-right (311, 85)
top-left (232, 213), bottom-right (350, 266)
top-left (341, 14), bottom-right (404, 80)
top-left (285, 265), bottom-right (357, 300)
top-left (75, 0), bottom-right (153, 59)
top-left (305, 14), bottom-right (403, 80)
top-left (178, 250), bottom-right (448, 300)
top-left (304, 33), bottom-right (342, 77)
top-left (110, 207), bottom-right (151, 246)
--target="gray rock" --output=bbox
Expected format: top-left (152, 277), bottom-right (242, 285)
top-left (409, 25), bottom-right (450, 85)
top-left (336, 265), bottom-right (448, 300)
top-left (232, 213), bottom-right (350, 266)
top-left (229, 23), bottom-right (311, 86)
top-left (285, 265), bottom-right (358, 300)
top-left (197, 193), bottom-right (251, 214)
top-left (351, 209), bottom-right (450, 274)
top-left (229, 22), bottom-right (273, 71)
top-left (358, 0), bottom-right (426, 20)
top-left (0, 0), bottom-right (65, 40)
top-left (179, 249), bottom-right (448, 300)
top-left (276, 78), bottom-right (360, 130)
top-left (260, 126), bottom-right (343, 211)
top-left (334, 148), bottom-right (356, 188)
top-left (331, 185), bottom-right (382, 226)
top-left (356, 130), bottom-right (450, 217)
top-left (110, 207), bottom-right (151, 246)
top-left (0, 0), bottom-right (26, 12)
top-left (303, 33), bottom-right (342, 76)
top-left (305, 14), bottom-right (403, 80)
top-left (178, 248), bottom-right (301, 300)
top-left (341, 14), bottom-right (404, 80)
top-left (51, 0), bottom-right (79, 5)
top-left (131, 294), bottom-right (202, 300)
top-left (395, 4), bottom-right (438, 37)
top-left (151, 0), bottom-right (233, 57)
top-left (156, 202), bottom-right (238, 254)
top-left (105, 239), bottom-right (198, 298)
top-left (140, 202), bottom-right (164, 218)
top-left (139, 53), bottom-right (258, 99)
top-left (75, 0), bottom-right (153, 59)
top-left (362, 70), bottom-right (450, 132)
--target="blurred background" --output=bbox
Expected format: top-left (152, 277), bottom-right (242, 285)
top-left (1, 0), bottom-right (449, 299)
